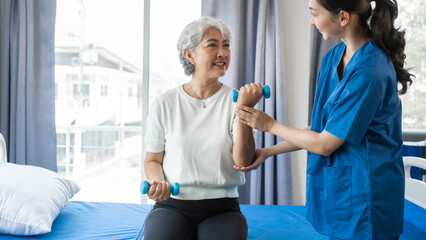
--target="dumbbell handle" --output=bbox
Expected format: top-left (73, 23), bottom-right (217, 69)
top-left (232, 85), bottom-right (271, 102)
top-left (140, 180), bottom-right (180, 196)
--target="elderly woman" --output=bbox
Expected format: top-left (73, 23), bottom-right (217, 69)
top-left (143, 17), bottom-right (262, 240)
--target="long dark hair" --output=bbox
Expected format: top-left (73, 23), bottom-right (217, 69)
top-left (317, 0), bottom-right (414, 95)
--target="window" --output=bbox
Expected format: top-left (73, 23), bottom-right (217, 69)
top-left (55, 0), bottom-right (200, 203)
top-left (397, 0), bottom-right (426, 130)
top-left (149, 0), bottom-right (201, 100)
top-left (73, 84), bottom-right (78, 97)
top-left (128, 87), bottom-right (133, 97)
top-left (81, 84), bottom-right (90, 97)
top-left (101, 85), bottom-right (108, 97)
top-left (55, 0), bottom-right (144, 203)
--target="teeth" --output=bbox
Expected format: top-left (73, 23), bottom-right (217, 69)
top-left (214, 62), bottom-right (224, 66)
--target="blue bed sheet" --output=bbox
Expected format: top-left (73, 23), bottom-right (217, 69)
top-left (241, 203), bottom-right (426, 240)
top-left (0, 201), bottom-right (151, 240)
top-left (241, 205), bottom-right (326, 239)
top-left (0, 200), bottom-right (425, 239)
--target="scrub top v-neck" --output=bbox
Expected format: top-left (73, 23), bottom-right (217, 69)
top-left (308, 41), bottom-right (404, 240)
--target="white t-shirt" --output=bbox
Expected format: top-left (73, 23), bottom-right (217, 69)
top-left (145, 84), bottom-right (245, 200)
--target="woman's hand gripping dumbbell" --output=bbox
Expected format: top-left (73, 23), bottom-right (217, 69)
top-left (141, 180), bottom-right (180, 200)
top-left (232, 84), bottom-right (270, 104)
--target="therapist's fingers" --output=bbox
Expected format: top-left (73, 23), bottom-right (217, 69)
top-left (235, 104), bottom-right (255, 116)
top-left (234, 148), bottom-right (267, 172)
top-left (236, 105), bottom-right (274, 132)
top-left (235, 105), bottom-right (257, 128)
top-left (234, 158), bottom-right (263, 172)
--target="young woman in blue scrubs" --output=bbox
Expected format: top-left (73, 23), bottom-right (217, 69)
top-left (235, 0), bottom-right (414, 239)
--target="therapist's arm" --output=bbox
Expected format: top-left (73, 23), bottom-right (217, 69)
top-left (144, 151), bottom-right (172, 201)
top-left (268, 123), bottom-right (344, 156)
top-left (236, 105), bottom-right (344, 156)
top-left (234, 140), bottom-right (301, 172)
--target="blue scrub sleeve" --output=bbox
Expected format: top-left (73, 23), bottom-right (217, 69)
top-left (324, 69), bottom-right (382, 145)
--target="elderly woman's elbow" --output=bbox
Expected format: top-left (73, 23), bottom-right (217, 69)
top-left (233, 154), bottom-right (251, 167)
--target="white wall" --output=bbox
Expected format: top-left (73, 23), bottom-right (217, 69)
top-left (280, 0), bottom-right (312, 205)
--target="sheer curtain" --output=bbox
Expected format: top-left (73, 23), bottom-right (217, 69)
top-left (202, 0), bottom-right (292, 205)
top-left (0, 0), bottom-right (57, 171)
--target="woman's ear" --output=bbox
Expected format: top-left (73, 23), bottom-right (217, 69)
top-left (184, 49), bottom-right (194, 65)
top-left (339, 10), bottom-right (350, 27)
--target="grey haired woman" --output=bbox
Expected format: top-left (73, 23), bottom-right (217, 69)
top-left (143, 16), bottom-right (263, 240)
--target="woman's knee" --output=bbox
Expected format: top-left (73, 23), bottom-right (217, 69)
top-left (144, 208), bottom-right (196, 240)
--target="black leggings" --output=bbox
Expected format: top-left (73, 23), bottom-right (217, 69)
top-left (143, 197), bottom-right (248, 240)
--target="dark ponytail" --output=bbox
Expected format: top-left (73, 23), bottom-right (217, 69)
top-left (370, 0), bottom-right (413, 95)
top-left (317, 0), bottom-right (414, 95)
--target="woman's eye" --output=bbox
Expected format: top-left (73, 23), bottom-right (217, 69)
top-left (224, 44), bottom-right (230, 48)
top-left (208, 44), bottom-right (217, 47)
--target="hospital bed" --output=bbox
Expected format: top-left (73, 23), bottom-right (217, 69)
top-left (1, 157), bottom-right (425, 240)
top-left (0, 154), bottom-right (425, 239)
top-left (0, 200), bottom-right (425, 239)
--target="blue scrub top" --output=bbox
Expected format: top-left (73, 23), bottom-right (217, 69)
top-left (308, 41), bottom-right (404, 240)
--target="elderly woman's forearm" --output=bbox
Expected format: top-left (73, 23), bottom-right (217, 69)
top-left (144, 152), bottom-right (166, 181)
top-left (233, 122), bottom-right (256, 166)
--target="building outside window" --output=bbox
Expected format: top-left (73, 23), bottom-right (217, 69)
top-left (55, 0), bottom-right (200, 203)
top-left (101, 85), bottom-right (108, 97)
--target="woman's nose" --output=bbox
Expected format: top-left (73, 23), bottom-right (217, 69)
top-left (218, 47), bottom-right (228, 58)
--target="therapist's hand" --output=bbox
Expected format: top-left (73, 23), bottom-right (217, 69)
top-left (237, 83), bottom-right (263, 107)
top-left (147, 180), bottom-right (171, 201)
top-left (234, 148), bottom-right (269, 172)
top-left (236, 105), bottom-right (276, 132)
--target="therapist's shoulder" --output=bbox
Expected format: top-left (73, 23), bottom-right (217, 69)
top-left (351, 61), bottom-right (396, 94)
top-left (358, 44), bottom-right (395, 78)
top-left (357, 41), bottom-right (394, 69)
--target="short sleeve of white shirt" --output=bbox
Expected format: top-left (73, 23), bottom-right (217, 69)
top-left (145, 98), bottom-right (165, 153)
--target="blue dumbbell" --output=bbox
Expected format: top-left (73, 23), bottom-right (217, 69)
top-left (140, 180), bottom-right (180, 196)
top-left (232, 85), bottom-right (271, 102)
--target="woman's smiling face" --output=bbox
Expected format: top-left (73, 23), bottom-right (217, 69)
top-left (189, 28), bottom-right (231, 79)
top-left (309, 0), bottom-right (343, 40)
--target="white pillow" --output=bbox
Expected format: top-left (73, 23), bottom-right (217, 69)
top-left (0, 162), bottom-right (80, 236)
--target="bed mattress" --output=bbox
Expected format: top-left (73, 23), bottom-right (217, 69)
top-left (0, 200), bottom-right (424, 239)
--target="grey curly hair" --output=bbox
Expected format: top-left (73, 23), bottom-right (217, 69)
top-left (177, 17), bottom-right (232, 76)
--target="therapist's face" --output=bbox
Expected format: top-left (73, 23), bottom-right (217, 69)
top-left (309, 0), bottom-right (343, 40)
top-left (186, 28), bottom-right (231, 80)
